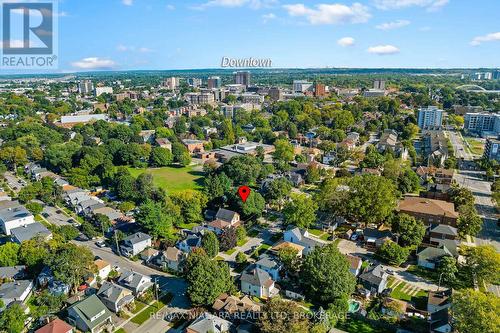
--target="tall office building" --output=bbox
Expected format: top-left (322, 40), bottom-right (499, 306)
top-left (233, 71), bottom-right (251, 86)
top-left (417, 106), bottom-right (444, 130)
top-left (207, 76), bottom-right (222, 89)
top-left (373, 79), bottom-right (386, 90)
top-left (268, 87), bottom-right (283, 101)
top-left (163, 77), bottom-right (180, 90)
top-left (314, 83), bottom-right (327, 97)
top-left (293, 80), bottom-right (313, 93)
top-left (187, 78), bottom-right (202, 88)
top-left (78, 80), bottom-right (93, 95)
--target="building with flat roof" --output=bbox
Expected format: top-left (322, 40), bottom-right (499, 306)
top-left (417, 106), bottom-right (444, 130)
top-left (0, 200), bottom-right (35, 235)
top-left (293, 80), bottom-right (313, 93)
top-left (233, 71), bottom-right (251, 86)
top-left (464, 112), bottom-right (500, 136)
top-left (484, 137), bottom-right (500, 162)
top-left (207, 76), bottom-right (222, 89)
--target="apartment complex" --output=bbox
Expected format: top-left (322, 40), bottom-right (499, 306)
top-left (417, 106), bottom-right (444, 130)
top-left (233, 71), bottom-right (251, 86)
top-left (463, 112), bottom-right (500, 136)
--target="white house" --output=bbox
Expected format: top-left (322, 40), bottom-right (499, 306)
top-left (240, 267), bottom-right (279, 299)
top-left (95, 259), bottom-right (111, 281)
top-left (0, 280), bottom-right (34, 307)
top-left (0, 200), bottom-right (35, 236)
top-left (283, 227), bottom-right (326, 255)
top-left (255, 255), bottom-right (282, 281)
top-left (120, 232), bottom-right (152, 257)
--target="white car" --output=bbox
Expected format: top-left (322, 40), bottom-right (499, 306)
top-left (350, 233), bottom-right (359, 241)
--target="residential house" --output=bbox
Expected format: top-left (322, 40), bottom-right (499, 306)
top-left (117, 270), bottom-right (154, 295)
top-left (430, 309), bottom-right (452, 333)
top-left (91, 207), bottom-right (124, 224)
top-left (420, 130), bottom-right (449, 167)
top-left (207, 219), bottom-right (236, 235)
top-left (215, 208), bottom-right (240, 225)
top-left (176, 232), bottom-right (203, 253)
top-left (345, 255), bottom-right (362, 276)
top-left (158, 247), bottom-right (186, 272)
top-left (77, 199), bottom-right (105, 216)
top-left (11, 222), bottom-right (52, 243)
top-left (240, 267), bottom-right (279, 299)
top-left (212, 293), bottom-right (261, 318)
top-left (362, 228), bottom-right (394, 249)
top-left (255, 255), bottom-right (282, 281)
top-left (97, 281), bottom-right (134, 313)
top-left (283, 227), bottom-right (327, 255)
top-left (359, 265), bottom-right (388, 295)
top-left (94, 259), bottom-right (111, 281)
top-left (0, 265), bottom-right (27, 280)
top-left (429, 225), bottom-right (459, 245)
top-left (37, 267), bottom-right (71, 296)
top-left (66, 295), bottom-right (113, 333)
top-left (155, 138), bottom-right (172, 151)
top-left (417, 245), bottom-right (453, 270)
top-left (398, 197), bottom-right (459, 227)
top-left (377, 129), bottom-right (408, 160)
top-left (186, 312), bottom-right (234, 333)
top-left (120, 232), bottom-right (152, 257)
top-left (270, 241), bottom-right (304, 257)
top-left (140, 248), bottom-right (159, 261)
top-left (182, 139), bottom-right (205, 154)
top-left (0, 200), bottom-right (35, 235)
top-left (138, 130), bottom-right (156, 143)
top-left (427, 289), bottom-right (452, 314)
top-left (0, 280), bottom-right (33, 307)
top-left (35, 318), bottom-right (74, 333)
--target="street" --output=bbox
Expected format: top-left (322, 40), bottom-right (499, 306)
top-left (446, 130), bottom-right (474, 160)
top-left (3, 171), bottom-right (27, 194)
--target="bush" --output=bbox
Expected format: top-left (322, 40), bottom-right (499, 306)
top-left (25, 201), bottom-right (43, 215)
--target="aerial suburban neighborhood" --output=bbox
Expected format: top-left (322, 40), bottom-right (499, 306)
top-left (0, 1), bottom-right (499, 333)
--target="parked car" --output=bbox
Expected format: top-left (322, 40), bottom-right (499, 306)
top-left (350, 233), bottom-right (359, 241)
top-left (95, 240), bottom-right (106, 248)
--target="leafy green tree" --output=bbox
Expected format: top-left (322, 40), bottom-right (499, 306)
top-left (306, 163), bottom-right (321, 183)
top-left (171, 190), bottom-right (208, 225)
top-left (0, 302), bottom-right (27, 333)
top-left (45, 243), bottom-right (94, 292)
top-left (221, 155), bottom-right (262, 186)
top-left (448, 185), bottom-right (475, 209)
top-left (263, 177), bottom-right (292, 209)
top-left (204, 172), bottom-right (232, 201)
top-left (397, 168), bottom-right (420, 194)
top-left (235, 190), bottom-right (265, 218)
top-left (361, 145), bottom-right (385, 169)
top-left (283, 193), bottom-right (318, 229)
top-left (452, 289), bottom-right (500, 333)
top-left (462, 245), bottom-right (500, 285)
top-left (56, 225), bottom-right (80, 241)
top-left (0, 243), bottom-right (20, 267)
top-left (201, 231), bottom-right (219, 258)
top-left (24, 201), bottom-right (43, 215)
top-left (185, 250), bottom-right (234, 306)
top-left (135, 200), bottom-right (176, 239)
top-left (390, 213), bottom-right (425, 247)
top-left (330, 109), bottom-right (355, 130)
top-left (376, 240), bottom-right (409, 266)
top-left (300, 244), bottom-right (355, 305)
top-left (278, 246), bottom-right (300, 273)
top-left (258, 298), bottom-right (310, 333)
top-left (80, 221), bottom-right (99, 239)
top-left (236, 252), bottom-right (247, 264)
top-left (18, 236), bottom-right (54, 272)
top-left (220, 227), bottom-right (237, 251)
top-left (0, 146), bottom-right (27, 172)
top-left (273, 139), bottom-right (294, 171)
top-left (118, 201), bottom-right (135, 213)
top-left (437, 256), bottom-right (458, 286)
top-left (457, 204), bottom-right (483, 238)
top-left (149, 147), bottom-right (173, 167)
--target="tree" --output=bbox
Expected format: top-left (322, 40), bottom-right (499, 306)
top-left (278, 246), bottom-right (300, 273)
top-left (452, 289), bottom-right (500, 333)
top-left (300, 244), bottom-right (355, 305)
top-left (0, 146), bottom-right (27, 172)
top-left (397, 168), bottom-right (420, 194)
top-left (457, 204), bottom-right (483, 238)
top-left (45, 243), bottom-right (94, 291)
top-left (283, 193), bottom-right (318, 229)
top-left (0, 302), bottom-right (27, 333)
top-left (305, 163), bottom-right (321, 183)
top-left (171, 190), bottom-right (208, 225)
top-left (18, 235), bottom-right (53, 271)
top-left (185, 250), bottom-right (234, 306)
top-left (390, 213), bottom-right (426, 247)
top-left (437, 256), bottom-right (458, 286)
top-left (236, 252), bottom-right (247, 264)
top-left (258, 298), bottom-right (310, 333)
top-left (201, 231), bottom-right (219, 258)
top-left (56, 225), bottom-right (80, 241)
top-left (263, 177), bottom-right (292, 209)
top-left (273, 139), bottom-right (294, 171)
top-left (361, 145), bottom-right (385, 169)
top-left (235, 190), bottom-right (265, 218)
top-left (135, 200), bottom-right (176, 239)
top-left (376, 240), bottom-right (409, 267)
top-left (236, 226), bottom-right (246, 243)
top-left (448, 185), bottom-right (475, 209)
top-left (0, 242), bottom-right (20, 267)
top-left (221, 155), bottom-right (262, 186)
top-left (149, 147), bottom-right (173, 167)
top-left (25, 201), bottom-right (43, 215)
top-left (204, 172), bottom-right (232, 201)
top-left (220, 227), bottom-right (237, 251)
top-left (462, 245), bottom-right (500, 285)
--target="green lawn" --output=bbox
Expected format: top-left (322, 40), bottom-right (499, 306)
top-left (128, 166), bottom-right (204, 194)
top-left (464, 137), bottom-right (484, 155)
top-left (388, 277), bottom-right (428, 310)
top-left (337, 318), bottom-right (388, 333)
top-left (131, 301), bottom-right (147, 314)
top-left (237, 237), bottom-right (248, 247)
top-left (224, 248), bottom-right (236, 255)
top-left (114, 329), bottom-right (127, 333)
top-left (307, 228), bottom-right (323, 237)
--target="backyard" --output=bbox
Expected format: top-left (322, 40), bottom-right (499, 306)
top-left (128, 165), bottom-right (204, 194)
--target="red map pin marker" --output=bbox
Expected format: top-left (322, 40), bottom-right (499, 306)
top-left (237, 186), bottom-right (251, 203)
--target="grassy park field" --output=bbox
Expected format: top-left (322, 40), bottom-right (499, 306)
top-left (128, 165), bottom-right (204, 194)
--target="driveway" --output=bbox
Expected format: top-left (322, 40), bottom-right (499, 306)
top-left (217, 228), bottom-right (273, 262)
top-left (42, 204), bottom-right (73, 227)
top-left (3, 171), bottom-right (27, 193)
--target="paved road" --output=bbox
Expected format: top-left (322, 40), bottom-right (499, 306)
top-left (3, 171), bottom-right (27, 193)
top-left (447, 130), bottom-right (474, 160)
top-left (41, 204), bottom-right (74, 227)
top-left (73, 239), bottom-right (190, 309)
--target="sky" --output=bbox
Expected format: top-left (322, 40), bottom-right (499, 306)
top-left (4, 0), bottom-right (500, 71)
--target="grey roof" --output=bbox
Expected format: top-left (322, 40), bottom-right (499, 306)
top-left (215, 208), bottom-right (238, 222)
top-left (97, 281), bottom-right (133, 304)
top-left (117, 270), bottom-right (152, 291)
top-left (255, 255), bottom-right (279, 270)
top-left (418, 246), bottom-right (452, 261)
top-left (11, 222), bottom-right (51, 243)
top-left (0, 265), bottom-right (26, 279)
top-left (67, 294), bottom-right (111, 330)
top-left (0, 201), bottom-right (32, 222)
top-left (430, 224), bottom-right (458, 236)
top-left (359, 265), bottom-right (387, 286)
top-left (123, 232), bottom-right (151, 245)
top-left (241, 267), bottom-right (272, 287)
top-left (0, 280), bottom-right (32, 300)
top-left (188, 312), bottom-right (233, 333)
top-left (430, 309), bottom-right (450, 330)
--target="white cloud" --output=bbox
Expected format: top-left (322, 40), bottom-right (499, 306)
top-left (470, 32), bottom-right (500, 46)
top-left (337, 37), bottom-right (355, 47)
top-left (376, 19), bottom-right (410, 30)
top-left (122, 0), bottom-right (133, 6)
top-left (374, 0), bottom-right (449, 11)
top-left (166, 4), bottom-right (175, 10)
top-left (283, 3), bottom-right (371, 25)
top-left (262, 13), bottom-right (276, 22)
top-left (117, 45), bottom-right (154, 53)
top-left (367, 44), bottom-right (400, 55)
top-left (71, 57), bottom-right (116, 70)
top-left (138, 47), bottom-right (153, 53)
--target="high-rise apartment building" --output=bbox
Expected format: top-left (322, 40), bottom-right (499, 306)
top-left (187, 78), bottom-right (202, 88)
top-left (293, 80), bottom-right (313, 93)
top-left (163, 77), bottom-right (180, 90)
top-left (373, 79), bottom-right (386, 90)
top-left (464, 112), bottom-right (500, 136)
top-left (233, 71), bottom-right (251, 86)
top-left (417, 106), bottom-right (444, 130)
top-left (268, 87), bottom-right (283, 101)
top-left (78, 80), bottom-right (93, 95)
top-left (207, 76), bottom-right (222, 89)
